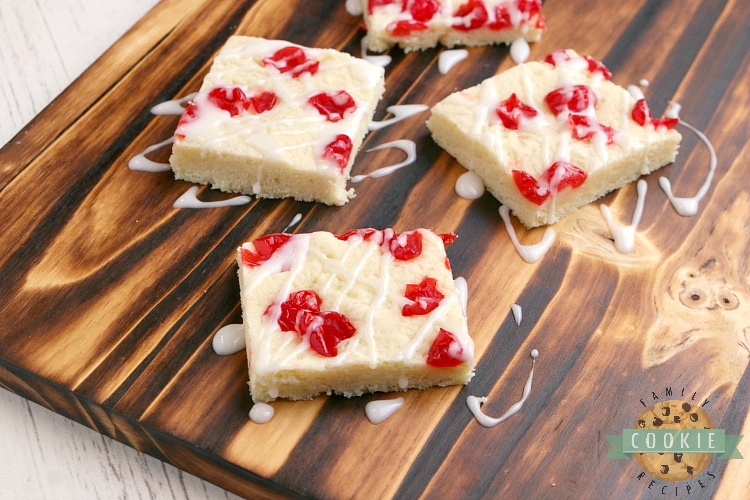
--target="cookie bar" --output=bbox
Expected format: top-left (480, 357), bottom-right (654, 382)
top-left (427, 49), bottom-right (682, 227)
top-left (362, 0), bottom-right (546, 53)
top-left (169, 36), bottom-right (385, 206)
top-left (236, 228), bottom-right (474, 403)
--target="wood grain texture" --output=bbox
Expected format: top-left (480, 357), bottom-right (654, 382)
top-left (1, 0), bottom-right (749, 498)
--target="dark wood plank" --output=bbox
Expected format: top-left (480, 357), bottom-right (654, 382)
top-left (1, 0), bottom-right (749, 497)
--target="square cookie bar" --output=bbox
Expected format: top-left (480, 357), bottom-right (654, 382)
top-left (169, 36), bottom-right (385, 206)
top-left (361, 0), bottom-right (545, 53)
top-left (236, 228), bottom-right (474, 403)
top-left (427, 49), bottom-right (682, 227)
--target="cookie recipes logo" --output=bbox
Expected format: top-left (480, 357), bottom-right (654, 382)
top-left (606, 388), bottom-right (743, 495)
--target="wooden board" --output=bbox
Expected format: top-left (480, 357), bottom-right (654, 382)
top-left (1, 0), bottom-right (749, 497)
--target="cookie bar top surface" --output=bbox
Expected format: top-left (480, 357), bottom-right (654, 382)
top-left (169, 36), bottom-right (385, 205)
top-left (427, 49), bottom-right (682, 227)
top-left (237, 229), bottom-right (474, 402)
top-left (177, 36), bottom-right (383, 158)
top-left (362, 0), bottom-right (546, 52)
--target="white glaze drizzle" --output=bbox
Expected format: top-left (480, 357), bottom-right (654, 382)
top-left (150, 93), bottom-right (197, 115)
top-left (128, 137), bottom-right (173, 172)
top-left (212, 324), bottom-right (246, 355)
top-left (627, 85), bottom-right (645, 101)
top-left (665, 101), bottom-right (681, 119)
top-left (350, 139), bottom-right (417, 183)
top-left (455, 171), bottom-right (485, 200)
top-left (600, 179), bottom-right (647, 254)
top-left (365, 397), bottom-right (405, 424)
top-left (454, 276), bottom-right (468, 317)
top-left (438, 49), bottom-right (469, 74)
top-left (659, 119), bottom-right (717, 216)
top-left (173, 186), bottom-right (252, 209)
top-left (345, 0), bottom-right (362, 16)
top-left (499, 205), bottom-right (556, 263)
top-left (369, 104), bottom-right (429, 130)
top-left (282, 213), bottom-right (303, 233)
top-left (511, 303), bottom-right (522, 325)
top-left (360, 36), bottom-right (392, 68)
top-left (467, 349), bottom-right (539, 427)
top-left (249, 403), bottom-right (274, 424)
top-left (509, 38), bottom-right (530, 64)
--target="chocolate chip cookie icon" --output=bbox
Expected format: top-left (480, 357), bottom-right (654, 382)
top-left (634, 400), bottom-right (713, 482)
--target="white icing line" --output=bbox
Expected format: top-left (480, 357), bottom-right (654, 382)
top-left (365, 397), bottom-right (405, 424)
top-left (150, 93), bottom-right (197, 115)
top-left (511, 304), bottom-right (522, 326)
top-left (351, 139), bottom-right (417, 183)
top-left (360, 36), bottom-right (392, 67)
top-left (345, 0), bottom-right (362, 16)
top-left (499, 205), bottom-right (556, 263)
top-left (212, 324), bottom-right (246, 355)
top-left (659, 119), bottom-right (717, 216)
top-left (249, 403), bottom-right (274, 424)
top-left (600, 179), bottom-right (647, 254)
top-left (509, 38), bottom-right (530, 64)
top-left (454, 276), bottom-right (468, 317)
top-left (455, 171), bottom-right (485, 200)
top-left (438, 49), bottom-right (469, 74)
top-left (369, 105), bottom-right (429, 131)
top-left (173, 186), bottom-right (252, 209)
top-left (282, 213), bottom-right (303, 233)
top-left (128, 137), bottom-right (173, 172)
top-left (467, 349), bottom-right (539, 428)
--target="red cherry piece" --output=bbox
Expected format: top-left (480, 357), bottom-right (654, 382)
top-left (489, 5), bottom-right (512, 30)
top-left (335, 229), bottom-right (425, 260)
top-left (512, 161), bottom-right (587, 205)
top-left (583, 56), bottom-right (612, 80)
top-left (322, 134), bottom-right (353, 174)
top-left (389, 230), bottom-right (423, 260)
top-left (402, 277), bottom-right (445, 316)
top-left (409, 0), bottom-right (440, 22)
top-left (517, 0), bottom-right (542, 15)
top-left (175, 102), bottom-right (198, 138)
top-left (307, 311), bottom-right (357, 357)
top-left (427, 328), bottom-right (464, 367)
top-left (631, 99), bottom-right (650, 126)
top-left (512, 169), bottom-right (549, 205)
top-left (544, 160), bottom-right (587, 191)
top-left (336, 228), bottom-right (384, 243)
top-left (308, 91), bottom-right (356, 123)
top-left (248, 91), bottom-right (278, 114)
top-left (263, 46), bottom-right (319, 77)
top-left (387, 19), bottom-right (429, 36)
top-left (534, 14), bottom-right (546, 30)
top-left (207, 87), bottom-right (251, 116)
top-left (544, 51), bottom-right (611, 80)
top-left (544, 49), bottom-right (570, 66)
top-left (241, 233), bottom-right (292, 267)
top-left (632, 99), bottom-right (678, 130)
top-left (453, 0), bottom-right (488, 31)
top-left (496, 93), bottom-right (538, 130)
top-left (273, 290), bottom-right (356, 357)
top-left (544, 85), bottom-right (597, 116)
top-left (438, 232), bottom-right (457, 246)
top-left (568, 114), bottom-right (616, 144)
top-left (277, 290), bottom-right (322, 332)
